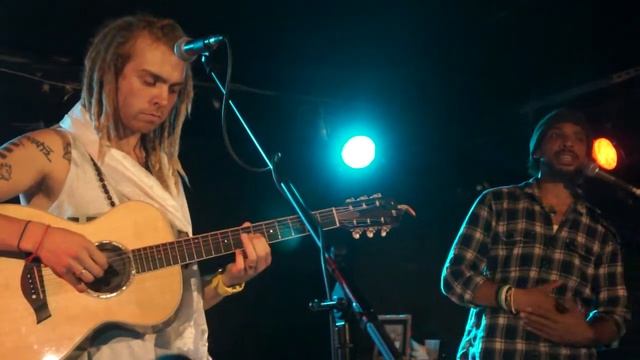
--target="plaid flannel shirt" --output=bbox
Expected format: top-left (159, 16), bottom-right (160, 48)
top-left (441, 179), bottom-right (630, 360)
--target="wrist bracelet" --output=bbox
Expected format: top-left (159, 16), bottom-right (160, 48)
top-left (16, 220), bottom-right (31, 252)
top-left (509, 287), bottom-right (518, 315)
top-left (495, 285), bottom-right (505, 309)
top-left (25, 225), bottom-right (50, 263)
top-left (498, 285), bottom-right (510, 311)
top-left (210, 271), bottom-right (245, 297)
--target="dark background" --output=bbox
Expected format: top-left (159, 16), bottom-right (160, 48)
top-left (1, 1), bottom-right (640, 359)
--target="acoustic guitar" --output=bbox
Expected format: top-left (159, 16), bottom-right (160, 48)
top-left (0, 194), bottom-right (413, 359)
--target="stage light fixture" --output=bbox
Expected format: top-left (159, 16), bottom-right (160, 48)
top-left (592, 137), bottom-right (617, 170)
top-left (341, 136), bottom-right (376, 169)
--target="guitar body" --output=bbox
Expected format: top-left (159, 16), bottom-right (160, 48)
top-left (0, 193), bottom-right (410, 359)
top-left (0, 201), bottom-right (183, 360)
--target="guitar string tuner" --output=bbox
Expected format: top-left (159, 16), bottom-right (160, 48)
top-left (380, 226), bottom-right (391, 237)
top-left (366, 227), bottom-right (376, 238)
top-left (351, 229), bottom-right (362, 239)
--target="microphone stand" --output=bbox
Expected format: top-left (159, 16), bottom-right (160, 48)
top-left (200, 54), bottom-right (401, 360)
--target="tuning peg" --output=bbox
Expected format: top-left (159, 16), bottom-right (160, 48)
top-left (380, 225), bottom-right (391, 237)
top-left (357, 195), bottom-right (369, 201)
top-left (351, 229), bottom-right (362, 239)
top-left (366, 227), bottom-right (376, 238)
top-left (345, 197), bottom-right (356, 203)
top-left (370, 193), bottom-right (382, 198)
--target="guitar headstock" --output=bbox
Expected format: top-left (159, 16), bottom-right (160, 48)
top-left (337, 193), bottom-right (415, 239)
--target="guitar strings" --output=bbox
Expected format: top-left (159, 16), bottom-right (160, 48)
top-left (32, 206), bottom-right (395, 286)
top-left (32, 217), bottom-right (392, 295)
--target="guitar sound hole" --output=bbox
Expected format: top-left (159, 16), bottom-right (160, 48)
top-left (87, 242), bottom-right (132, 295)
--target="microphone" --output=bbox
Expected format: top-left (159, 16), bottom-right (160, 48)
top-left (173, 35), bottom-right (224, 62)
top-left (583, 162), bottom-right (640, 198)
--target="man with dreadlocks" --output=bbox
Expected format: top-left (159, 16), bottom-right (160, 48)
top-left (0, 15), bottom-right (271, 359)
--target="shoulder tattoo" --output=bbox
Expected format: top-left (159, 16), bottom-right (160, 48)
top-left (0, 163), bottom-right (11, 181)
top-left (0, 138), bottom-right (24, 160)
top-left (63, 141), bottom-right (72, 163)
top-left (24, 135), bottom-right (54, 163)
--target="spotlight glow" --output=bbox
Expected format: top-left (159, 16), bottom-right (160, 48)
top-left (592, 137), bottom-right (617, 170)
top-left (341, 136), bottom-right (376, 169)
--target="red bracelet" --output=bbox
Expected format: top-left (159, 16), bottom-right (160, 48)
top-left (25, 225), bottom-right (50, 263)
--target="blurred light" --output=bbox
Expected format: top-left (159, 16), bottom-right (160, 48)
top-left (341, 136), bottom-right (376, 169)
top-left (592, 137), bottom-right (617, 170)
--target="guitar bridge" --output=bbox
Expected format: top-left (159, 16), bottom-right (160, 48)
top-left (20, 261), bottom-right (51, 324)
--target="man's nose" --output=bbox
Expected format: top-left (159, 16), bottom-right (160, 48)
top-left (152, 87), bottom-right (169, 107)
top-left (561, 134), bottom-right (575, 149)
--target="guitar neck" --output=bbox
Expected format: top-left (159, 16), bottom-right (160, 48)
top-left (131, 207), bottom-right (341, 273)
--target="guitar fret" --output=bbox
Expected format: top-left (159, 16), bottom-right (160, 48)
top-left (177, 240), bottom-right (185, 263)
top-left (273, 221), bottom-right (282, 240)
top-left (289, 219), bottom-right (305, 238)
top-left (175, 239), bottom-right (183, 264)
top-left (146, 247), bottom-right (154, 271)
top-left (217, 232), bottom-right (224, 255)
top-left (159, 245), bottom-right (168, 268)
top-left (203, 234), bottom-right (214, 258)
top-left (132, 252), bottom-right (141, 273)
top-left (233, 234), bottom-right (243, 250)
top-left (166, 242), bottom-right (175, 266)
top-left (130, 251), bottom-right (138, 273)
top-left (152, 245), bottom-right (160, 270)
top-left (147, 248), bottom-right (154, 271)
top-left (184, 239), bottom-right (191, 261)
top-left (262, 223), bottom-right (276, 243)
top-left (142, 249), bottom-right (152, 271)
top-left (222, 231), bottom-right (233, 253)
top-left (287, 218), bottom-right (295, 238)
top-left (190, 238), bottom-right (198, 261)
top-left (182, 239), bottom-right (193, 263)
top-left (194, 236), bottom-right (206, 260)
top-left (137, 250), bottom-right (145, 272)
top-left (274, 221), bottom-right (285, 239)
top-left (138, 251), bottom-right (147, 273)
top-left (173, 241), bottom-right (181, 265)
top-left (182, 240), bottom-right (194, 262)
top-left (281, 220), bottom-right (292, 239)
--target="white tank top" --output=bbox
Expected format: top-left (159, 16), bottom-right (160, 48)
top-left (46, 130), bottom-right (210, 360)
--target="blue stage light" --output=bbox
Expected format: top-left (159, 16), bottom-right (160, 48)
top-left (341, 136), bottom-right (376, 169)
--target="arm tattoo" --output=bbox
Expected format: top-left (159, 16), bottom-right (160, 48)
top-left (0, 163), bottom-right (11, 181)
top-left (63, 141), bottom-right (72, 163)
top-left (0, 139), bottom-right (24, 160)
top-left (24, 135), bottom-right (54, 163)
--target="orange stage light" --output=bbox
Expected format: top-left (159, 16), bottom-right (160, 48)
top-left (592, 137), bottom-right (618, 170)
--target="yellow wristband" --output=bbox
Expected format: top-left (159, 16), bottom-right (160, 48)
top-left (210, 272), bottom-right (245, 297)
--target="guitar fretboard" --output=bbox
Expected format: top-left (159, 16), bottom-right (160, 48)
top-left (131, 208), bottom-right (340, 274)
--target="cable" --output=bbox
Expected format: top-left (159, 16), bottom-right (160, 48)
top-left (203, 39), bottom-right (270, 172)
top-left (0, 67), bottom-right (80, 89)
